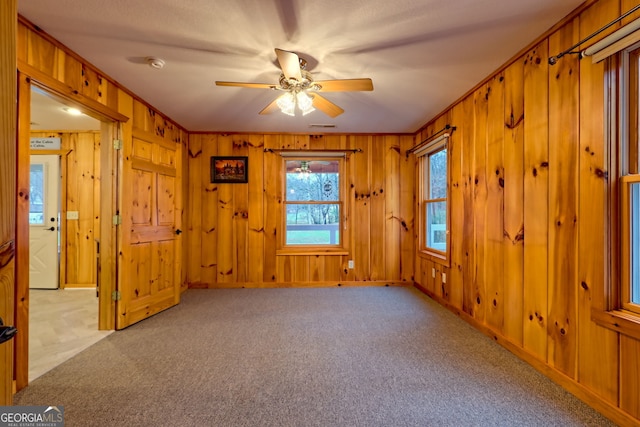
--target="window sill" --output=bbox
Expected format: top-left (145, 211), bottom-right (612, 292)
top-left (277, 248), bottom-right (349, 256)
top-left (592, 308), bottom-right (640, 341)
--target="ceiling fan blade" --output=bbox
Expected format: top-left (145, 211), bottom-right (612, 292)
top-left (216, 81), bottom-right (276, 89)
top-left (259, 97), bottom-right (281, 115)
top-left (311, 93), bottom-right (344, 118)
top-left (275, 48), bottom-right (303, 82)
top-left (314, 78), bottom-right (374, 92)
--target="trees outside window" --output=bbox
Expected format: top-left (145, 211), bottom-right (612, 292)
top-left (415, 134), bottom-right (449, 263)
top-left (284, 158), bottom-right (342, 247)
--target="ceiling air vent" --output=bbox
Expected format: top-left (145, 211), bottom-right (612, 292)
top-left (309, 124), bottom-right (336, 128)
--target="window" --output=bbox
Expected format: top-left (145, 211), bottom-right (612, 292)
top-left (588, 19), bottom-right (640, 338)
top-left (282, 155), bottom-right (345, 250)
top-left (416, 134), bottom-right (449, 262)
top-left (623, 176), bottom-right (640, 313)
top-left (620, 45), bottom-right (640, 316)
top-left (594, 40), bottom-right (640, 338)
top-left (29, 163), bottom-right (45, 225)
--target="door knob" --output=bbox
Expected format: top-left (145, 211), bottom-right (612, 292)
top-left (175, 229), bottom-right (182, 235)
top-left (48, 227), bottom-right (55, 231)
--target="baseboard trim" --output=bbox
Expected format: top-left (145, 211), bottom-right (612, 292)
top-left (413, 283), bottom-right (638, 427)
top-left (63, 284), bottom-right (96, 289)
top-left (188, 281), bottom-right (411, 289)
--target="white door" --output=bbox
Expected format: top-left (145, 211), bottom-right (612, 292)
top-left (29, 155), bottom-right (60, 289)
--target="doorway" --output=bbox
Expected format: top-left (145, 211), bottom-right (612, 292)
top-left (27, 87), bottom-right (112, 381)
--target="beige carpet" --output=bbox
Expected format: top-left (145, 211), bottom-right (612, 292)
top-left (15, 287), bottom-right (615, 426)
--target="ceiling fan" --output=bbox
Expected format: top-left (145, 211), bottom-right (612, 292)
top-left (215, 48), bottom-right (373, 118)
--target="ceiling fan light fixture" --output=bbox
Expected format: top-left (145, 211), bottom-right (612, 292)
top-left (301, 105), bottom-right (315, 116)
top-left (296, 92), bottom-right (315, 115)
top-left (217, 48), bottom-right (371, 118)
top-left (276, 92), bottom-right (296, 116)
top-left (276, 90), bottom-right (315, 116)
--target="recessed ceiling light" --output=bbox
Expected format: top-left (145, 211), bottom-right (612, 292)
top-left (63, 107), bottom-right (83, 116)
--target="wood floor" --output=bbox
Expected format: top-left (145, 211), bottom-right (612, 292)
top-left (29, 288), bottom-right (113, 382)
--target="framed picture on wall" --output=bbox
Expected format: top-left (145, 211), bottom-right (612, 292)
top-left (211, 156), bottom-right (248, 183)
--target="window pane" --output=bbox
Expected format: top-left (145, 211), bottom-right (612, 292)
top-left (286, 160), bottom-right (339, 202)
top-left (286, 204), bottom-right (340, 245)
top-left (429, 149), bottom-right (447, 199)
top-left (30, 164), bottom-right (45, 225)
top-left (631, 182), bottom-right (640, 304)
top-left (426, 201), bottom-right (446, 252)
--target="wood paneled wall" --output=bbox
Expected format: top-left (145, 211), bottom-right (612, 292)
top-left (413, 0), bottom-right (640, 424)
top-left (186, 134), bottom-right (415, 287)
top-left (31, 131), bottom-right (101, 288)
top-left (0, 0), bottom-right (16, 407)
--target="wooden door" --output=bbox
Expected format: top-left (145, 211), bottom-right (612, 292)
top-left (116, 127), bottom-right (181, 329)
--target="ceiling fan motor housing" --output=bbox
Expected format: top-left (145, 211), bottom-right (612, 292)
top-left (279, 70), bottom-right (319, 92)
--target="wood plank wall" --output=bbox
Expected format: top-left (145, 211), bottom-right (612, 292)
top-left (414, 0), bottom-right (640, 424)
top-left (186, 134), bottom-right (415, 287)
top-left (31, 131), bottom-right (101, 288)
top-left (0, 0), bottom-right (16, 407)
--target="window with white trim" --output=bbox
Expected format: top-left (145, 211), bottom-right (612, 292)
top-left (416, 134), bottom-right (449, 262)
top-left (282, 155), bottom-right (345, 249)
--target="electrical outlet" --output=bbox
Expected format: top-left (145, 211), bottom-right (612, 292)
top-left (432, 268), bottom-right (436, 278)
top-left (348, 260), bottom-right (354, 269)
top-left (442, 272), bottom-right (447, 283)
top-left (67, 211), bottom-right (79, 220)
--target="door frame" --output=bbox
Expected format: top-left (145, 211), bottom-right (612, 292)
top-left (15, 71), bottom-right (127, 390)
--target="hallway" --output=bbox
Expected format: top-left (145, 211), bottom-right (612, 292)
top-left (29, 288), bottom-right (112, 381)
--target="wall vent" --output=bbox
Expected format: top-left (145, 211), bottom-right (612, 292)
top-left (308, 124), bottom-right (336, 128)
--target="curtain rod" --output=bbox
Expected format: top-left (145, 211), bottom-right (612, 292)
top-left (264, 148), bottom-right (362, 154)
top-left (548, 3), bottom-right (640, 65)
top-left (406, 124), bottom-right (456, 158)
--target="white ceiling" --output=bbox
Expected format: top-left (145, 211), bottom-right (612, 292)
top-left (18, 0), bottom-right (585, 134)
top-left (31, 87), bottom-right (101, 131)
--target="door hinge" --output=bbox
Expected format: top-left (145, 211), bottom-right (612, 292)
top-left (112, 214), bottom-right (121, 225)
top-left (111, 291), bottom-right (121, 301)
top-left (113, 139), bottom-right (122, 150)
